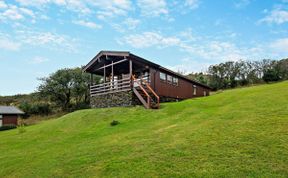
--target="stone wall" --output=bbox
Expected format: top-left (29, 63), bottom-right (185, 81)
top-left (90, 90), bottom-right (135, 108)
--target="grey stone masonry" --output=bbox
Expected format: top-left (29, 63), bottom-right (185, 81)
top-left (90, 90), bottom-right (136, 108)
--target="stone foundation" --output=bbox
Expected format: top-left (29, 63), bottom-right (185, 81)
top-left (159, 96), bottom-right (182, 103)
top-left (90, 91), bottom-right (184, 108)
top-left (91, 90), bottom-right (136, 108)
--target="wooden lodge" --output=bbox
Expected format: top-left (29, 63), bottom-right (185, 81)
top-left (83, 51), bottom-right (211, 109)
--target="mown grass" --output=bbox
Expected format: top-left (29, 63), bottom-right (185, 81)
top-left (0, 82), bottom-right (288, 177)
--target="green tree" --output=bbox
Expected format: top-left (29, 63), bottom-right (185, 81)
top-left (38, 67), bottom-right (99, 111)
top-left (263, 69), bottom-right (280, 82)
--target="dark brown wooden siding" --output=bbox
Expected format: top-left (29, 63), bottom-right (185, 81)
top-left (3, 115), bottom-right (18, 126)
top-left (152, 70), bottom-right (210, 99)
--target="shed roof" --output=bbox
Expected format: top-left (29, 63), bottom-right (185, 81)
top-left (0, 106), bottom-right (25, 115)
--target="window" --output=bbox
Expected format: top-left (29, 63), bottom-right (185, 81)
top-left (167, 75), bottom-right (172, 83)
top-left (172, 77), bottom-right (178, 86)
top-left (160, 72), bottom-right (166, 81)
top-left (193, 85), bottom-right (197, 95)
top-left (160, 72), bottom-right (178, 86)
top-left (204, 91), bottom-right (207, 96)
top-left (0, 115), bottom-right (2, 119)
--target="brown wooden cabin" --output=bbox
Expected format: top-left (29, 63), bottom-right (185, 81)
top-left (83, 51), bottom-right (211, 109)
top-left (0, 106), bottom-right (24, 127)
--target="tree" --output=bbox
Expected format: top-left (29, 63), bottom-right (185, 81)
top-left (263, 69), bottom-right (280, 82)
top-left (38, 67), bottom-right (99, 111)
top-left (277, 59), bottom-right (288, 80)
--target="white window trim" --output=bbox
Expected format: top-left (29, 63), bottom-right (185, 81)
top-left (193, 85), bottom-right (197, 95)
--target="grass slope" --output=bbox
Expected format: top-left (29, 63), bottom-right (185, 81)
top-left (0, 82), bottom-right (288, 177)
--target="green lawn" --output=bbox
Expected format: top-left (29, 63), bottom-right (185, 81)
top-left (0, 82), bottom-right (288, 177)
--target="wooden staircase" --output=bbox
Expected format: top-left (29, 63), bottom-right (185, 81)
top-left (131, 75), bottom-right (160, 109)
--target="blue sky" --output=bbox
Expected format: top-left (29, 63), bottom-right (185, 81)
top-left (0, 0), bottom-right (288, 95)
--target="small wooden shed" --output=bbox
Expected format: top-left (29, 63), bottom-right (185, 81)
top-left (0, 106), bottom-right (24, 127)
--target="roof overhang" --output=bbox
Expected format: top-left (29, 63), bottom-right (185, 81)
top-left (83, 51), bottom-right (130, 72)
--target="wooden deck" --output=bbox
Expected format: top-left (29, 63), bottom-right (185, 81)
top-left (90, 75), bottom-right (160, 109)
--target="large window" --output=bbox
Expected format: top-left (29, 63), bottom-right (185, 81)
top-left (167, 75), bottom-right (172, 83)
top-left (160, 72), bottom-right (166, 81)
top-left (193, 85), bottom-right (197, 95)
top-left (160, 72), bottom-right (179, 86)
top-left (172, 77), bottom-right (178, 86)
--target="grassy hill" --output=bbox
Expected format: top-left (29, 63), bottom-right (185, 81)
top-left (0, 82), bottom-right (288, 177)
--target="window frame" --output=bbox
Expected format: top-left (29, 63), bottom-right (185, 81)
top-left (172, 77), bottom-right (178, 86)
top-left (193, 85), bottom-right (197, 95)
top-left (167, 75), bottom-right (173, 83)
top-left (160, 72), bottom-right (166, 81)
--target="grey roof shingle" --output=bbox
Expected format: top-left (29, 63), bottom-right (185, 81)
top-left (0, 106), bottom-right (24, 114)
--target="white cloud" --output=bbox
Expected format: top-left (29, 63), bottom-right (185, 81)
top-left (30, 56), bottom-right (49, 64)
top-left (0, 1), bottom-right (8, 9)
top-left (0, 36), bottom-right (21, 50)
top-left (16, 0), bottom-right (133, 18)
top-left (16, 0), bottom-right (91, 14)
top-left (137, 0), bottom-right (168, 17)
top-left (16, 30), bottom-right (77, 52)
top-left (111, 18), bottom-right (140, 33)
top-left (119, 30), bottom-right (273, 63)
top-left (119, 32), bottom-right (180, 48)
top-left (94, 0), bottom-right (132, 20)
top-left (73, 20), bottom-right (102, 29)
top-left (166, 58), bottom-right (211, 73)
top-left (123, 18), bottom-right (140, 30)
top-left (16, 0), bottom-right (49, 7)
top-left (184, 0), bottom-right (200, 9)
top-left (0, 4), bottom-right (35, 21)
top-left (259, 9), bottom-right (288, 24)
top-left (0, 29), bottom-right (78, 52)
top-left (270, 38), bottom-right (288, 52)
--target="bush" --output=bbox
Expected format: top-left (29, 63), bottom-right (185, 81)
top-left (0, 125), bottom-right (17, 131)
top-left (263, 69), bottom-right (280, 82)
top-left (19, 102), bottom-right (52, 116)
top-left (110, 120), bottom-right (120, 126)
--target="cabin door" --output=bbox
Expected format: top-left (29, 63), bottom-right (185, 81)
top-left (0, 115), bottom-right (2, 127)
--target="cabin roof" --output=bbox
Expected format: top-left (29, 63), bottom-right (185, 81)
top-left (0, 106), bottom-right (25, 115)
top-left (83, 50), bottom-right (211, 89)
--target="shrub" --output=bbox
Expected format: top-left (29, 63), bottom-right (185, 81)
top-left (19, 102), bottom-right (52, 116)
top-left (18, 125), bottom-right (26, 134)
top-left (110, 120), bottom-right (120, 126)
top-left (0, 125), bottom-right (17, 131)
top-left (263, 69), bottom-right (280, 82)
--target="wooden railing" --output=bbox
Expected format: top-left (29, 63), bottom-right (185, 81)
top-left (141, 79), bottom-right (160, 109)
top-left (90, 75), bottom-right (160, 109)
top-left (90, 78), bottom-right (131, 96)
top-left (131, 75), bottom-right (151, 109)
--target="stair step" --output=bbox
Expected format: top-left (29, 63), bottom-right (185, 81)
top-left (132, 76), bottom-right (160, 109)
